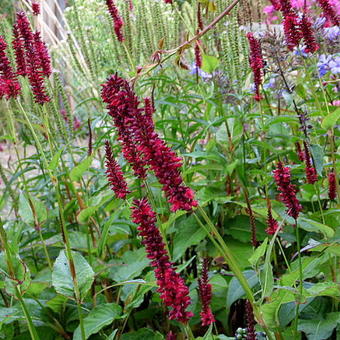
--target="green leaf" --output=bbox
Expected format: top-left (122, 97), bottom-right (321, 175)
top-left (70, 156), bottom-right (93, 181)
top-left (299, 218), bottom-right (334, 239)
top-left (78, 206), bottom-right (98, 224)
top-left (121, 328), bottom-right (163, 340)
top-left (201, 55), bottom-right (219, 73)
top-left (18, 195), bottom-right (47, 225)
top-left (48, 148), bottom-right (64, 171)
top-left (249, 238), bottom-right (268, 266)
top-left (73, 303), bottom-right (122, 340)
top-left (298, 312), bottom-right (340, 340)
top-left (321, 107), bottom-right (340, 130)
top-left (226, 270), bottom-right (258, 308)
top-left (260, 262), bottom-right (274, 299)
top-left (310, 145), bottom-right (324, 175)
top-left (52, 250), bottom-right (94, 301)
top-left (173, 215), bottom-right (206, 260)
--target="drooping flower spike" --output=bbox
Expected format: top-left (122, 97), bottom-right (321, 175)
top-left (131, 198), bottom-right (193, 323)
top-left (198, 258), bottom-right (215, 326)
top-left (273, 161), bottom-right (302, 220)
top-left (247, 32), bottom-right (264, 101)
top-left (0, 35), bottom-right (21, 100)
top-left (106, 0), bottom-right (124, 42)
top-left (104, 140), bottom-right (130, 199)
top-left (101, 74), bottom-right (198, 212)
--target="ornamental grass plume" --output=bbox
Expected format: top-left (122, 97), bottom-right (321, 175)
top-left (198, 258), bottom-right (215, 326)
top-left (328, 171), bottom-right (337, 200)
top-left (303, 141), bottom-right (318, 184)
top-left (245, 300), bottom-right (256, 340)
top-left (246, 33), bottom-right (264, 101)
top-left (106, 0), bottom-right (124, 42)
top-left (101, 74), bottom-right (198, 212)
top-left (316, 0), bottom-right (339, 26)
top-left (273, 161), bottom-right (302, 220)
top-left (0, 36), bottom-right (21, 100)
top-left (32, 2), bottom-right (40, 16)
top-left (16, 12), bottom-right (50, 104)
top-left (104, 140), bottom-right (130, 199)
top-left (131, 198), bottom-right (193, 323)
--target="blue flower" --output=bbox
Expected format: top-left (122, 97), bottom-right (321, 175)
top-left (317, 54), bottom-right (340, 77)
top-left (324, 26), bottom-right (340, 41)
top-left (329, 56), bottom-right (340, 74)
top-left (189, 63), bottom-right (212, 79)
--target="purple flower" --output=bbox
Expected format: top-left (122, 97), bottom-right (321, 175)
top-left (317, 54), bottom-right (333, 76)
top-left (324, 26), bottom-right (340, 41)
top-left (189, 63), bottom-right (212, 79)
top-left (329, 56), bottom-right (340, 74)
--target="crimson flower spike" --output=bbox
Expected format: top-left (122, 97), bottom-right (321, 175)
top-left (131, 198), bottom-right (193, 323)
top-left (303, 141), bottom-right (318, 184)
top-left (316, 0), bottom-right (339, 26)
top-left (101, 74), bottom-right (198, 212)
top-left (300, 14), bottom-right (319, 54)
top-left (16, 12), bottom-right (50, 104)
top-left (33, 31), bottom-right (52, 77)
top-left (266, 206), bottom-right (280, 235)
top-left (106, 0), bottom-right (124, 42)
top-left (12, 24), bottom-right (27, 76)
top-left (195, 40), bottom-right (202, 69)
top-left (104, 141), bottom-right (130, 199)
top-left (328, 171), bottom-right (337, 201)
top-left (246, 32), bottom-right (264, 101)
top-left (32, 2), bottom-right (41, 16)
top-left (245, 300), bottom-right (256, 340)
top-left (164, 0), bottom-right (173, 4)
top-left (273, 161), bottom-right (302, 220)
top-left (0, 35), bottom-right (21, 100)
top-left (198, 258), bottom-right (215, 326)
top-left (295, 141), bottom-right (305, 162)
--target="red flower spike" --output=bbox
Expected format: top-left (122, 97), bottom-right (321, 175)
top-left (197, 3), bottom-right (204, 30)
top-left (33, 31), bottom-right (52, 77)
top-left (131, 198), bottom-right (193, 323)
top-left (104, 140), bottom-right (130, 199)
top-left (198, 258), bottom-right (215, 326)
top-left (270, 0), bottom-right (282, 11)
top-left (16, 12), bottom-right (50, 104)
top-left (266, 207), bottom-right (280, 235)
top-left (300, 15), bottom-right (319, 53)
top-left (245, 300), bottom-right (256, 340)
top-left (164, 0), bottom-right (173, 3)
top-left (0, 35), bottom-right (21, 100)
top-left (12, 24), bottom-right (27, 76)
top-left (303, 142), bottom-right (318, 184)
top-left (106, 0), bottom-right (124, 42)
top-left (195, 40), bottom-right (202, 69)
top-left (316, 0), bottom-right (339, 26)
top-left (247, 32), bottom-right (264, 101)
top-left (295, 142), bottom-right (305, 162)
top-left (328, 172), bottom-right (337, 200)
top-left (273, 162), bottom-right (302, 220)
top-left (101, 74), bottom-right (198, 212)
top-left (32, 2), bottom-right (40, 16)
top-left (166, 331), bottom-right (177, 340)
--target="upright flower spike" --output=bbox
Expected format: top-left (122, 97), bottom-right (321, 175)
top-left (106, 0), bottom-right (124, 42)
top-left (131, 198), bottom-right (193, 323)
top-left (300, 15), bottom-right (319, 53)
top-left (269, 0), bottom-right (282, 11)
top-left (0, 35), bottom-right (21, 100)
top-left (195, 40), bottom-right (202, 69)
top-left (316, 0), bottom-right (339, 26)
top-left (104, 141), bottom-right (130, 199)
top-left (295, 141), bottom-right (305, 162)
top-left (32, 2), bottom-right (40, 16)
top-left (303, 141), bottom-right (318, 184)
top-left (12, 24), bottom-right (27, 76)
top-left (33, 31), bottom-right (52, 77)
top-left (246, 32), bottom-right (264, 101)
top-left (101, 74), bottom-right (198, 212)
top-left (266, 207), bottom-right (280, 235)
top-left (16, 12), bottom-right (50, 104)
top-left (198, 258), bottom-right (215, 326)
top-left (245, 300), bottom-right (256, 340)
top-left (328, 171), bottom-right (337, 200)
top-left (279, 0), bottom-right (302, 50)
top-left (166, 331), bottom-right (176, 340)
top-left (273, 162), bottom-right (302, 220)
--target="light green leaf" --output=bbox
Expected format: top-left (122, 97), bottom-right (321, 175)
top-left (48, 148), bottom-right (64, 171)
top-left (78, 206), bottom-right (98, 224)
top-left (70, 156), bottom-right (93, 181)
top-left (299, 218), bottom-right (334, 239)
top-left (310, 145), bottom-right (324, 175)
top-left (249, 238), bottom-right (268, 266)
top-left (260, 262), bottom-right (274, 299)
top-left (121, 328), bottom-right (163, 340)
top-left (201, 55), bottom-right (219, 73)
top-left (18, 195), bottom-right (47, 225)
top-left (321, 107), bottom-right (340, 130)
top-left (73, 303), bottom-right (122, 340)
top-left (52, 250), bottom-right (94, 301)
